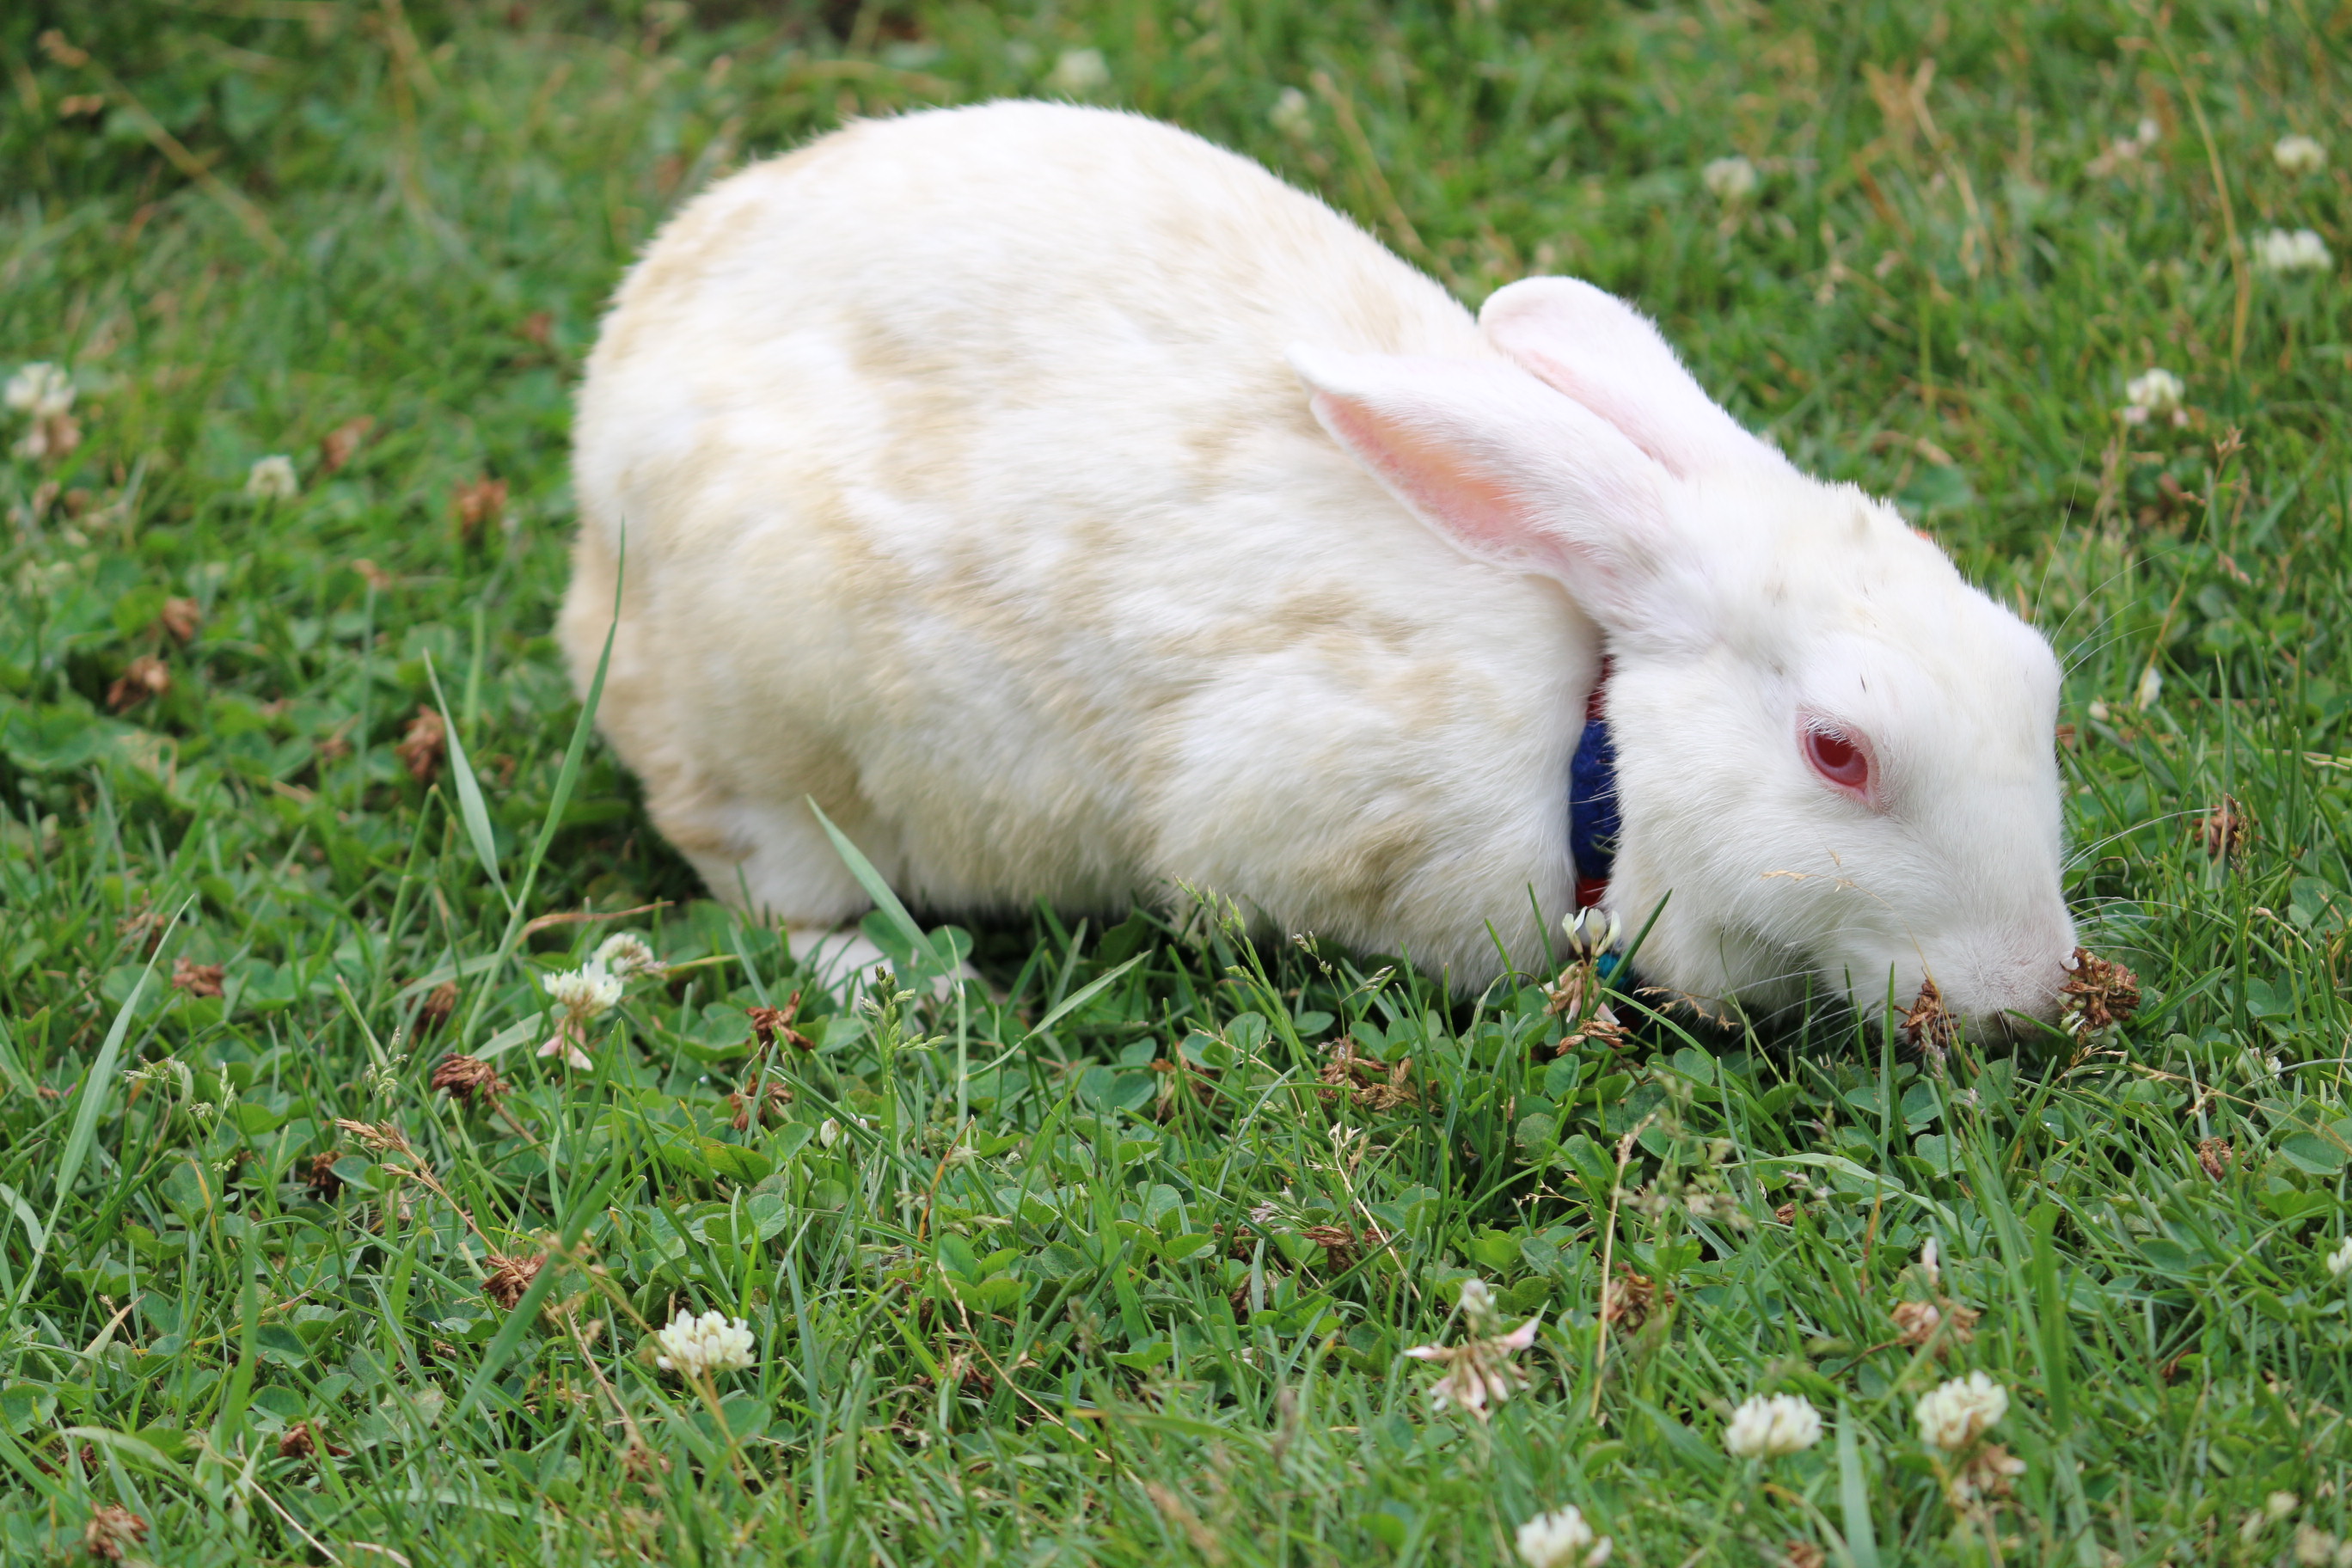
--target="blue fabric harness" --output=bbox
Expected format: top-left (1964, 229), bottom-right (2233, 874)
top-left (1567, 677), bottom-right (1619, 905)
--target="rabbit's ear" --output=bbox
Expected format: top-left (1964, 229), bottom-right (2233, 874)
top-left (1288, 345), bottom-right (1690, 633)
top-left (1479, 277), bottom-right (1788, 482)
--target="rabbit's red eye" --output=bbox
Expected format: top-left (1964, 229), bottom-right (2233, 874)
top-left (1805, 726), bottom-right (1871, 794)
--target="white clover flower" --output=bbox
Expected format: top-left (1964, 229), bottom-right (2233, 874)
top-left (545, 960), bottom-right (623, 1023)
top-left (4, 363), bottom-right (74, 418)
top-left (1561, 906), bottom-right (1620, 959)
top-left (1048, 47), bottom-right (1109, 95)
top-left (1724, 1392), bottom-right (1823, 1457)
top-left (2293, 1523), bottom-right (2351, 1566)
top-left (591, 932), bottom-right (660, 977)
top-left (1701, 156), bottom-right (1758, 200)
top-left (1458, 1277), bottom-right (1500, 1330)
top-left (2254, 228), bottom-right (2332, 274)
top-left (1270, 86), bottom-right (1313, 139)
top-left (537, 958), bottom-right (623, 1068)
top-left (651, 1308), bottom-right (756, 1376)
top-left (536, 1037), bottom-right (593, 1069)
top-left (818, 1117), bottom-right (843, 1148)
top-left (245, 455), bottom-right (299, 501)
top-left (1405, 1313), bottom-right (1541, 1419)
top-left (2123, 368), bottom-right (2184, 414)
top-left (1915, 1371), bottom-right (2008, 1450)
top-left (2087, 118), bottom-right (2161, 175)
top-left (2133, 665), bottom-right (2163, 712)
top-left (1516, 1506), bottom-right (1613, 1568)
top-left (2326, 1237), bottom-right (2352, 1278)
top-left (2274, 134), bottom-right (2327, 175)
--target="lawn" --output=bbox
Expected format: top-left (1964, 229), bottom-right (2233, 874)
top-left (2, 1), bottom-right (2349, 1563)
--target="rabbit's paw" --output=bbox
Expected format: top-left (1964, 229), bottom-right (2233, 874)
top-left (785, 924), bottom-right (978, 1002)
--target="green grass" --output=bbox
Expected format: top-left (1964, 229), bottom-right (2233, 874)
top-left (3, 0), bottom-right (2349, 1562)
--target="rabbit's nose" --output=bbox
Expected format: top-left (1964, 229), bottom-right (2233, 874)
top-left (1927, 942), bottom-right (2075, 1034)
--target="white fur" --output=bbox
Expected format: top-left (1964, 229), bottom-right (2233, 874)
top-left (563, 101), bottom-right (2075, 1023)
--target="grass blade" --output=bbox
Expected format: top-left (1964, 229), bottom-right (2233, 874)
top-left (1023, 954), bottom-right (1145, 1044)
top-left (1836, 1403), bottom-right (1881, 1568)
top-left (426, 651), bottom-right (511, 913)
top-left (15, 896), bottom-right (187, 1312)
top-left (456, 532), bottom-right (622, 1050)
top-left (0, 1011), bottom-right (34, 1095)
top-left (806, 797), bottom-right (928, 958)
top-left (453, 1152), bottom-right (633, 1424)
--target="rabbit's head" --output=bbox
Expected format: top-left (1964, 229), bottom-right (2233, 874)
top-left (1290, 278), bottom-right (2075, 1031)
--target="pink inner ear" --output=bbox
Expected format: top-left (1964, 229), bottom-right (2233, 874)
top-left (1480, 279), bottom-right (1788, 484)
top-left (1504, 342), bottom-right (1706, 481)
top-left (1309, 392), bottom-right (1563, 576)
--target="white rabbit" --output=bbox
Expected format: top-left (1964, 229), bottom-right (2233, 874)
top-left (562, 101), bottom-right (2076, 1025)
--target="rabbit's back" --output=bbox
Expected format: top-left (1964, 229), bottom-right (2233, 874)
top-left (564, 102), bottom-right (1590, 975)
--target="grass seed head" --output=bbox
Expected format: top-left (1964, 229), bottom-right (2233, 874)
top-left (333, 1118), bottom-right (411, 1154)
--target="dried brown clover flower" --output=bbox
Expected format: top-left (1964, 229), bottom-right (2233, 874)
top-left (483, 1252), bottom-right (545, 1309)
top-left (395, 705), bottom-right (447, 782)
top-left (2059, 946), bottom-right (2141, 1034)
top-left (170, 957), bottom-right (225, 998)
top-left (429, 1053), bottom-right (505, 1106)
